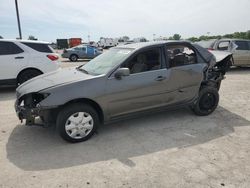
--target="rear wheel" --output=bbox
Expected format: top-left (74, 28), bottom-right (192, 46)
top-left (17, 69), bottom-right (42, 85)
top-left (191, 87), bottom-right (219, 116)
top-left (56, 103), bottom-right (99, 143)
top-left (69, 54), bottom-right (78, 62)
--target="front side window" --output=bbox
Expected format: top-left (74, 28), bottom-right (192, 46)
top-left (122, 48), bottom-right (162, 74)
top-left (234, 41), bottom-right (249, 50)
top-left (0, 41), bottom-right (24, 55)
top-left (166, 45), bottom-right (196, 67)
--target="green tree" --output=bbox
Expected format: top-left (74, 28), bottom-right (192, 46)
top-left (187, 37), bottom-right (199, 42)
top-left (246, 30), bottom-right (250, 39)
top-left (173, 34), bottom-right (181, 40)
top-left (0, 35), bottom-right (3, 39)
top-left (28, 35), bottom-right (37, 40)
top-left (122, 36), bottom-right (130, 41)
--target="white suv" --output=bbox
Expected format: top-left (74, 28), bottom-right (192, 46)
top-left (0, 39), bottom-right (60, 86)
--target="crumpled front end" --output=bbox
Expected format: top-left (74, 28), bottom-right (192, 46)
top-left (203, 50), bottom-right (233, 90)
top-left (15, 92), bottom-right (55, 126)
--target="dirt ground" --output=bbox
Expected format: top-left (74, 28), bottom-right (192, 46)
top-left (0, 66), bottom-right (249, 188)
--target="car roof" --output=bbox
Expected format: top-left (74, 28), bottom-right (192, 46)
top-left (116, 40), bottom-right (192, 49)
top-left (0, 39), bottom-right (50, 44)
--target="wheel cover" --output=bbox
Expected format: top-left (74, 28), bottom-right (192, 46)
top-left (199, 92), bottom-right (216, 112)
top-left (65, 112), bottom-right (94, 139)
top-left (71, 55), bottom-right (77, 61)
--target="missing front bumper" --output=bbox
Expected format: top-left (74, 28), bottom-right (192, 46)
top-left (15, 100), bottom-right (56, 127)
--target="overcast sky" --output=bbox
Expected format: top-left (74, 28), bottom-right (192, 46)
top-left (0, 0), bottom-right (250, 42)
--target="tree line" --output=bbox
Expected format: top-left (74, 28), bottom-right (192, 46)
top-left (187, 30), bottom-right (250, 42)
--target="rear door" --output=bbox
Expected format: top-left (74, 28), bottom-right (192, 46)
top-left (86, 46), bottom-right (95, 58)
top-left (0, 41), bottom-right (27, 81)
top-left (232, 40), bottom-right (250, 66)
top-left (164, 43), bottom-right (205, 103)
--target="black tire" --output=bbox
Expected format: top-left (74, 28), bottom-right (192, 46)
top-left (17, 69), bottom-right (42, 85)
top-left (191, 87), bottom-right (219, 116)
top-left (69, 54), bottom-right (78, 62)
top-left (56, 103), bottom-right (99, 143)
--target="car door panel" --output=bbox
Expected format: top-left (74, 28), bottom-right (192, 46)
top-left (231, 40), bottom-right (249, 66)
top-left (0, 42), bottom-right (27, 80)
top-left (167, 63), bottom-right (205, 103)
top-left (105, 69), bottom-right (178, 118)
top-left (87, 47), bottom-right (95, 58)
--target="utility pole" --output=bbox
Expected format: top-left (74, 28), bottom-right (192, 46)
top-left (15, 0), bottom-right (22, 39)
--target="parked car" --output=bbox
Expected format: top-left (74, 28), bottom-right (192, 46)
top-left (0, 39), bottom-right (60, 86)
top-left (197, 39), bottom-right (250, 66)
top-left (97, 38), bottom-right (118, 49)
top-left (62, 45), bottom-right (102, 62)
top-left (213, 39), bottom-right (250, 67)
top-left (15, 41), bottom-right (232, 143)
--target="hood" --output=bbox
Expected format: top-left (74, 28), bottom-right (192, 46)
top-left (16, 68), bottom-right (94, 98)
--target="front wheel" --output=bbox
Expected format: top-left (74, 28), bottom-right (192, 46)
top-left (191, 87), bottom-right (219, 116)
top-left (56, 104), bottom-right (99, 143)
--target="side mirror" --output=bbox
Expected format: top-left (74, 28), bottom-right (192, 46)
top-left (114, 68), bottom-right (130, 79)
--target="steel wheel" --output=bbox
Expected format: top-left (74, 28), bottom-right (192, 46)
top-left (65, 112), bottom-right (94, 139)
top-left (191, 86), bottom-right (219, 116)
top-left (199, 92), bottom-right (216, 112)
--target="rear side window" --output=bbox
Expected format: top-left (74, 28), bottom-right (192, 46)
top-left (21, 42), bottom-right (53, 53)
top-left (234, 41), bottom-right (249, 50)
top-left (0, 41), bottom-right (24, 55)
top-left (165, 45), bottom-right (197, 67)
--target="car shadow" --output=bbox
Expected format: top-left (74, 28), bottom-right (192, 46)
top-left (228, 66), bottom-right (250, 75)
top-left (0, 87), bottom-right (16, 101)
top-left (6, 106), bottom-right (250, 171)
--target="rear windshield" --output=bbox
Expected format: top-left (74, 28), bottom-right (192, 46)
top-left (21, 42), bottom-right (53, 53)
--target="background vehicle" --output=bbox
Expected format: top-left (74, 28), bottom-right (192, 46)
top-left (56, 39), bottom-right (69, 49)
top-left (213, 39), bottom-right (250, 66)
top-left (0, 39), bottom-right (60, 86)
top-left (62, 45), bottom-right (102, 62)
top-left (68, 38), bottom-right (82, 48)
top-left (197, 39), bottom-right (250, 66)
top-left (15, 41), bottom-right (232, 143)
top-left (97, 38), bottom-right (118, 49)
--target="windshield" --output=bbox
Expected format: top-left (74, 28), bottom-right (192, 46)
top-left (79, 48), bottom-right (133, 75)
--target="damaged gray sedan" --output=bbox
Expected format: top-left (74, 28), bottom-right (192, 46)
top-left (15, 41), bottom-right (233, 142)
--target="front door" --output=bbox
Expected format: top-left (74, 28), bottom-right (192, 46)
top-left (232, 40), bottom-right (250, 66)
top-left (105, 47), bottom-right (177, 119)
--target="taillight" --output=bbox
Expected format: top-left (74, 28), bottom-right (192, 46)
top-left (47, 54), bottom-right (59, 61)
top-left (208, 48), bottom-right (214, 51)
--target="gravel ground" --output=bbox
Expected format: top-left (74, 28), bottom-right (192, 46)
top-left (0, 66), bottom-right (249, 188)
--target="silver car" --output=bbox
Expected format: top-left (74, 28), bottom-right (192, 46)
top-left (61, 45), bottom-right (102, 62)
top-left (15, 41), bottom-right (233, 142)
top-left (197, 39), bottom-right (250, 66)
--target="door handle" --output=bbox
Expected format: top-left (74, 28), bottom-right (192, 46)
top-left (155, 76), bottom-right (166, 81)
top-left (15, 56), bottom-right (24, 59)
